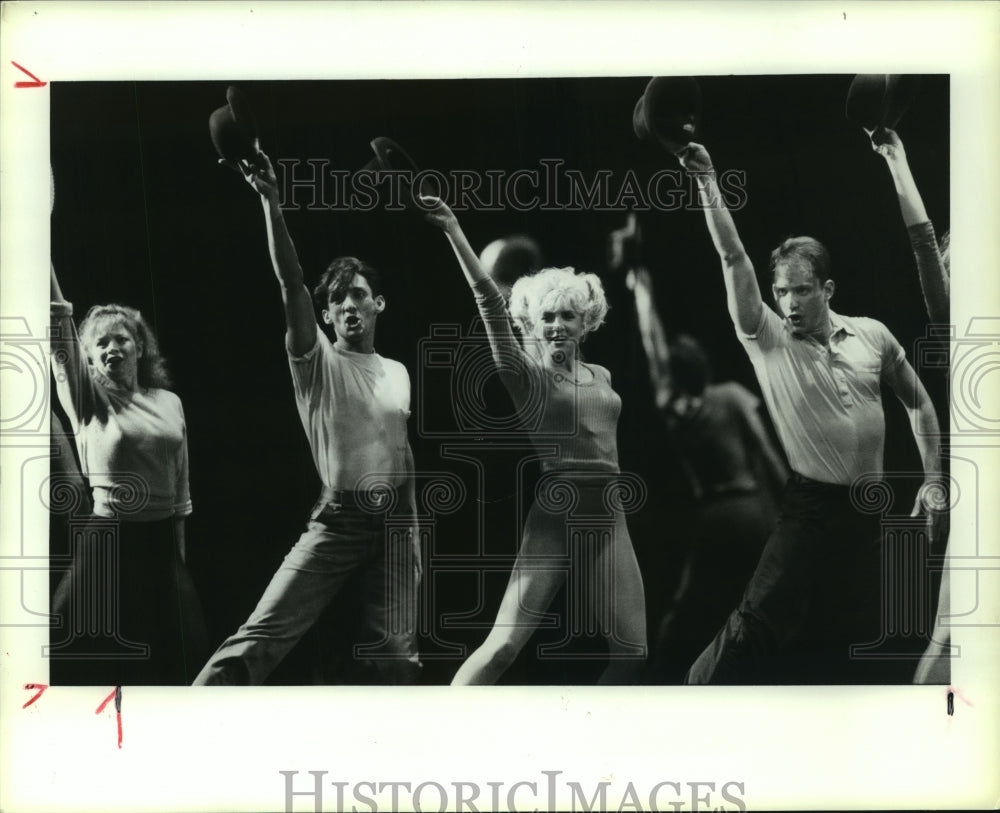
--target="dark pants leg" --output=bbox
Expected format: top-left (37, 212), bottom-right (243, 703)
top-left (193, 498), bottom-right (421, 686)
top-left (354, 526), bottom-right (422, 684)
top-left (684, 475), bottom-right (879, 684)
top-left (50, 518), bottom-right (209, 686)
top-left (653, 492), bottom-right (772, 684)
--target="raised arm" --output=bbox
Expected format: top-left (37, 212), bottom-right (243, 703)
top-left (871, 128), bottom-right (949, 323)
top-left (422, 197), bottom-right (489, 288)
top-left (422, 198), bottom-right (530, 384)
top-left (675, 144), bottom-right (763, 334)
top-left (872, 128), bottom-right (929, 227)
top-left (224, 151), bottom-right (316, 356)
top-left (50, 261), bottom-right (67, 304)
top-left (627, 267), bottom-right (673, 411)
top-left (49, 263), bottom-right (99, 429)
top-left (610, 214), bottom-right (674, 410)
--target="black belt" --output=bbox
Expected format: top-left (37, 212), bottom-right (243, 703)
top-left (319, 486), bottom-right (393, 508)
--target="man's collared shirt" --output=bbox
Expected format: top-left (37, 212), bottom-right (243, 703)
top-left (739, 306), bottom-right (905, 485)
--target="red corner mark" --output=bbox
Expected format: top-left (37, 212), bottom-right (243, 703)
top-left (24, 684), bottom-right (122, 747)
top-left (96, 687), bottom-right (123, 748)
top-left (95, 687), bottom-right (118, 714)
top-left (12, 61), bottom-right (47, 88)
top-left (22, 683), bottom-right (49, 708)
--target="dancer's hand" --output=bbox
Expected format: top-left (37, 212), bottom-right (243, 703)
top-left (675, 142), bottom-right (714, 174)
top-left (420, 195), bottom-right (459, 234)
top-left (625, 266), bottom-right (652, 293)
top-left (911, 477), bottom-right (948, 545)
top-left (868, 127), bottom-right (907, 162)
top-left (220, 148), bottom-right (276, 200)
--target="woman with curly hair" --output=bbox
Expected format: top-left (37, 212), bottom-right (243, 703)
top-left (424, 201), bottom-right (647, 685)
top-left (49, 265), bottom-right (208, 685)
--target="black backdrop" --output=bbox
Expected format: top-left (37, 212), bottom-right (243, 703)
top-left (49, 75), bottom-right (949, 684)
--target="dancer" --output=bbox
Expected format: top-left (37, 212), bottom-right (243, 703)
top-left (613, 216), bottom-right (787, 682)
top-left (49, 265), bottom-right (208, 684)
top-left (193, 152), bottom-right (421, 685)
top-left (868, 126), bottom-right (952, 684)
top-left (423, 199), bottom-right (647, 685)
top-left (669, 141), bottom-right (942, 683)
top-left (871, 127), bottom-right (949, 323)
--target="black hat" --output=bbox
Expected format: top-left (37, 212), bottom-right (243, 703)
top-left (479, 235), bottom-right (543, 289)
top-left (633, 77), bottom-right (702, 153)
top-left (208, 85), bottom-right (259, 165)
top-left (365, 136), bottom-right (439, 211)
top-left (846, 74), bottom-right (923, 140)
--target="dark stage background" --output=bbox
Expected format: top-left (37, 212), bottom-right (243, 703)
top-left (49, 75), bottom-right (949, 685)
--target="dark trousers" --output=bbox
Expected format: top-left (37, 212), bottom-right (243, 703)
top-left (50, 517), bottom-right (209, 685)
top-left (651, 491), bottom-right (772, 684)
top-left (684, 473), bottom-right (881, 684)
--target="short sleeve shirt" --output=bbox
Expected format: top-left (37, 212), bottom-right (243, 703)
top-left (288, 330), bottom-right (411, 492)
top-left (738, 306), bottom-right (905, 485)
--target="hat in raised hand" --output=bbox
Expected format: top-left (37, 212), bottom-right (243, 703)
top-left (846, 74), bottom-right (923, 143)
top-left (209, 85), bottom-right (260, 168)
top-left (633, 76), bottom-right (703, 154)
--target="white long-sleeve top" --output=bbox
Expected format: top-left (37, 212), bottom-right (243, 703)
top-left (50, 301), bottom-right (192, 521)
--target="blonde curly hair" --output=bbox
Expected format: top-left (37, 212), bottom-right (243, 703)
top-left (508, 267), bottom-right (609, 337)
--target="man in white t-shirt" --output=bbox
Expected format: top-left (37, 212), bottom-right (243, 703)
top-left (194, 152), bottom-right (421, 685)
top-left (669, 142), bottom-right (942, 683)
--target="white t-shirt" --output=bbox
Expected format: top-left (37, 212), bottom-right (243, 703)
top-left (288, 330), bottom-right (411, 492)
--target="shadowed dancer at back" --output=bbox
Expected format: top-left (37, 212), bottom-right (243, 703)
top-left (193, 150), bottom-right (421, 686)
top-left (666, 139), bottom-right (944, 683)
top-left (423, 198), bottom-right (647, 685)
top-left (49, 265), bottom-right (209, 684)
top-left (610, 216), bottom-right (788, 683)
